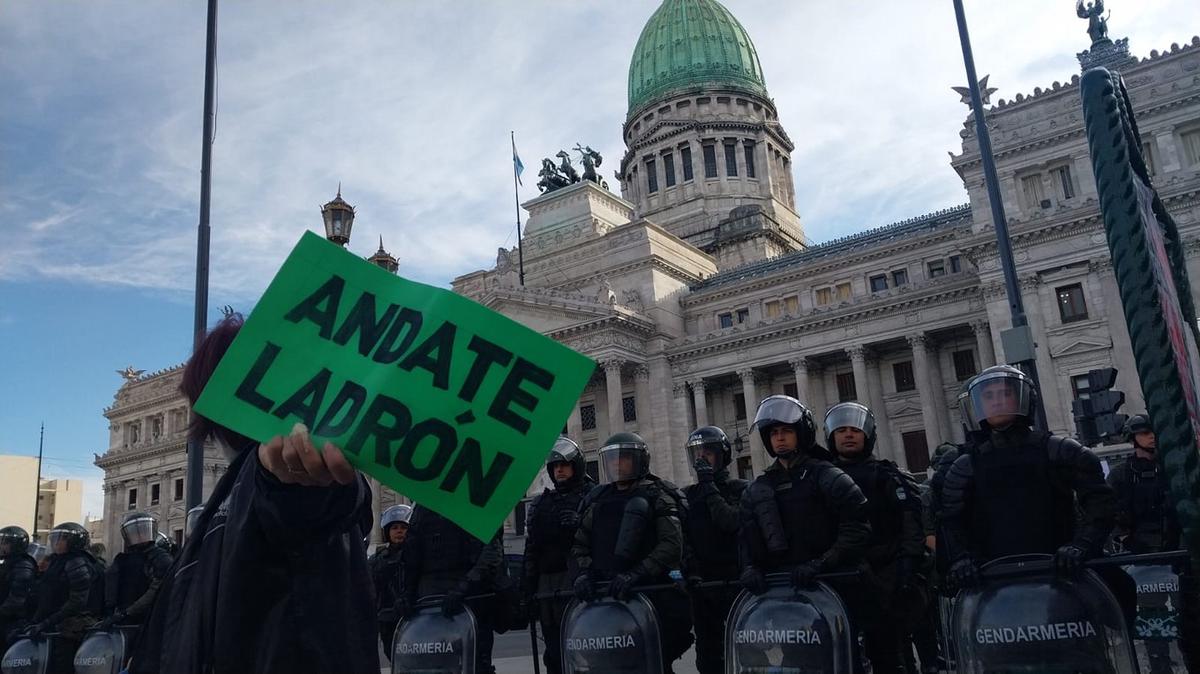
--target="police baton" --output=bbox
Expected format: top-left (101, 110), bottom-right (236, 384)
top-left (981, 550), bottom-right (1192, 581)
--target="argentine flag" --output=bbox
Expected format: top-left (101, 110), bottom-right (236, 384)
top-left (512, 136), bottom-right (525, 186)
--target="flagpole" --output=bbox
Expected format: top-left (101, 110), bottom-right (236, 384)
top-left (511, 131), bottom-right (525, 287)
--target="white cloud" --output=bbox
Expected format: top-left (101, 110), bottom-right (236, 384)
top-left (1, 1), bottom-right (1197, 298)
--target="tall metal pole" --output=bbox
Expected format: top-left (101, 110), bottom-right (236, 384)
top-left (951, 0), bottom-right (1048, 429)
top-left (187, 0), bottom-right (218, 511)
top-left (33, 423), bottom-right (44, 540)
top-left (511, 131), bottom-right (526, 287)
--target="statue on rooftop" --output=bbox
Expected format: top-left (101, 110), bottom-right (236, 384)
top-left (1076, 0), bottom-right (1109, 44)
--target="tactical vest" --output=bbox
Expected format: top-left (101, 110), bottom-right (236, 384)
top-left (683, 479), bottom-right (744, 579)
top-left (587, 484), bottom-right (660, 579)
top-left (415, 510), bottom-right (484, 577)
top-left (35, 550), bottom-right (104, 620)
top-left (112, 548), bottom-right (152, 610)
top-left (764, 464), bottom-right (839, 570)
top-left (529, 485), bottom-right (587, 574)
top-left (369, 545), bottom-right (405, 608)
top-left (971, 433), bottom-right (1073, 561)
top-left (1126, 456), bottom-right (1168, 552)
top-left (839, 459), bottom-right (906, 566)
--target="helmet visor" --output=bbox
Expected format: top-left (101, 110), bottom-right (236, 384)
top-left (29, 542), bottom-right (48, 563)
top-left (751, 396), bottom-right (804, 433)
top-left (687, 443), bottom-right (725, 470)
top-left (548, 437), bottom-right (582, 465)
top-left (121, 516), bottom-right (157, 546)
top-left (824, 404), bottom-right (874, 437)
top-left (381, 504), bottom-right (413, 529)
top-left (599, 445), bottom-right (645, 483)
top-left (968, 372), bottom-right (1033, 427)
top-left (48, 529), bottom-right (73, 549)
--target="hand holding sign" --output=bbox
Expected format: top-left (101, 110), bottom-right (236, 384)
top-left (259, 423), bottom-right (357, 487)
top-left (194, 232), bottom-right (594, 541)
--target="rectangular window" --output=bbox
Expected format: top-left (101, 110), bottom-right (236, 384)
top-left (869, 274), bottom-right (888, 293)
top-left (1056, 283), bottom-right (1089, 323)
top-left (834, 282), bottom-right (851, 301)
top-left (734, 393), bottom-right (747, 421)
top-left (949, 255), bottom-right (962, 274)
top-left (764, 300), bottom-right (781, 318)
top-left (645, 158), bottom-right (658, 193)
top-left (928, 260), bottom-right (946, 278)
top-left (719, 312), bottom-right (734, 328)
top-left (737, 456), bottom-right (753, 480)
top-left (784, 296), bottom-right (799, 314)
top-left (580, 404), bottom-right (597, 431)
top-left (1141, 141), bottom-right (1156, 176)
top-left (1053, 165), bottom-right (1076, 200)
top-left (836, 372), bottom-right (857, 402)
top-left (703, 144), bottom-right (718, 178)
top-left (150, 483), bottom-right (160, 506)
top-left (724, 141), bottom-right (738, 177)
top-left (622, 396), bottom-right (637, 423)
top-left (1072, 374), bottom-right (1091, 400)
top-left (902, 431), bottom-right (930, 473)
top-left (736, 308), bottom-right (749, 324)
top-left (815, 288), bottom-right (833, 306)
top-left (663, 152), bottom-right (676, 187)
top-left (1182, 130), bottom-right (1200, 166)
top-left (892, 269), bottom-right (909, 287)
top-left (1021, 173), bottom-right (1046, 207)
top-left (744, 141), bottom-right (756, 178)
top-left (586, 460), bottom-right (600, 482)
top-left (893, 361), bottom-right (916, 392)
top-left (783, 383), bottom-right (798, 399)
top-left (173, 478), bottom-right (184, 501)
top-left (127, 488), bottom-right (137, 510)
top-left (680, 146), bottom-right (694, 181)
top-left (952, 349), bottom-right (977, 381)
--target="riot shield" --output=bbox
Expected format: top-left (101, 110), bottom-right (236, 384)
top-left (0, 637), bottom-right (48, 674)
top-left (560, 594), bottom-right (662, 674)
top-left (725, 581), bottom-right (853, 674)
top-left (73, 627), bottom-right (132, 674)
top-left (953, 554), bottom-right (1137, 674)
top-left (1122, 563), bottom-right (1184, 674)
top-left (390, 602), bottom-right (477, 674)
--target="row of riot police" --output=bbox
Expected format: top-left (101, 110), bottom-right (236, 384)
top-left (0, 513), bottom-right (180, 674)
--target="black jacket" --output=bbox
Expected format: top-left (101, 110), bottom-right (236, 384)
top-left (128, 446), bottom-right (378, 674)
top-left (0, 553), bottom-right (37, 621)
top-left (1107, 454), bottom-right (1181, 553)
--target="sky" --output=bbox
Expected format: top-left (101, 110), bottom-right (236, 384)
top-left (1, 0), bottom-right (1197, 521)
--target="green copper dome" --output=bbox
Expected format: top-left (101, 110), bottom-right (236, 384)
top-left (628, 0), bottom-right (768, 117)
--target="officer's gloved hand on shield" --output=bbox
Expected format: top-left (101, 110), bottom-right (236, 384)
top-left (609, 572), bottom-right (640, 600)
top-left (441, 583), bottom-right (467, 617)
top-left (573, 570), bottom-right (597, 601)
top-left (740, 566), bottom-right (767, 595)
top-left (1054, 543), bottom-right (1087, 578)
top-left (949, 557), bottom-right (980, 589)
top-left (791, 561), bottom-right (821, 590)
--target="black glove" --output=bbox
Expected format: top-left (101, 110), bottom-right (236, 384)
top-left (610, 572), bottom-right (640, 600)
top-left (791, 561), bottom-right (821, 590)
top-left (949, 558), bottom-right (980, 590)
top-left (573, 571), bottom-right (596, 602)
top-left (25, 622), bottom-right (47, 639)
top-left (684, 574), bottom-right (704, 592)
top-left (740, 566), bottom-right (768, 595)
top-left (694, 458), bottom-right (715, 484)
top-left (1054, 544), bottom-right (1087, 578)
top-left (440, 586), bottom-right (466, 618)
top-left (558, 509), bottom-right (580, 529)
top-left (394, 597), bottom-right (415, 620)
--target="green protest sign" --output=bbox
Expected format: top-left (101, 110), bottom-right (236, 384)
top-left (193, 231), bottom-right (596, 541)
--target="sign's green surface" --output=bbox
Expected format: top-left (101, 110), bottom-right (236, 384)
top-left (194, 231), bottom-right (595, 541)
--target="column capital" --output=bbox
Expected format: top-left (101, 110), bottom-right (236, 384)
top-left (672, 382), bottom-right (689, 398)
top-left (787, 357), bottom-right (809, 374)
top-left (969, 319), bottom-right (990, 334)
top-left (633, 364), bottom-right (650, 381)
top-left (845, 345), bottom-right (868, 362)
top-left (905, 333), bottom-right (928, 349)
top-left (735, 367), bottom-right (756, 381)
top-left (688, 378), bottom-right (707, 392)
top-left (600, 357), bottom-right (624, 373)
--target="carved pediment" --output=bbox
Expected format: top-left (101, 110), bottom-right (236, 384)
top-left (480, 288), bottom-right (618, 334)
top-left (886, 397), bottom-right (927, 418)
top-left (1049, 336), bottom-right (1112, 358)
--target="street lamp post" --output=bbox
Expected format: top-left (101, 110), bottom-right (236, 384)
top-left (951, 0), bottom-right (1049, 429)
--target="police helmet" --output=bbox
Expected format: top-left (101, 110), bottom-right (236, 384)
top-left (155, 531), bottom-right (179, 556)
top-left (599, 431), bottom-right (650, 483)
top-left (824, 402), bottom-right (877, 454)
top-left (380, 504), bottom-right (414, 535)
top-left (965, 365), bottom-right (1038, 431)
top-left (546, 436), bottom-right (586, 488)
top-left (120, 512), bottom-right (158, 547)
top-left (1124, 414), bottom-right (1153, 445)
top-left (957, 381), bottom-right (974, 433)
top-left (28, 542), bottom-right (48, 564)
top-left (0, 525), bottom-right (30, 556)
top-left (48, 522), bottom-right (89, 552)
top-left (686, 426), bottom-right (733, 469)
top-left (933, 442), bottom-right (959, 461)
top-left (751, 395), bottom-right (817, 458)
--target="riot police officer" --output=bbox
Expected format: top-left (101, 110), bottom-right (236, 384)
top-left (402, 505), bottom-right (504, 674)
top-left (738, 395), bottom-right (871, 595)
top-left (102, 512), bottom-right (173, 631)
top-left (680, 426), bottom-right (746, 674)
top-left (941, 365), bottom-right (1116, 585)
top-left (1107, 414), bottom-right (1180, 554)
top-left (0, 525), bottom-right (36, 650)
top-left (571, 431), bottom-right (694, 673)
top-left (827, 402), bottom-right (925, 674)
top-left (29, 522), bottom-right (105, 674)
top-left (522, 436), bottom-right (594, 674)
top-left (370, 504), bottom-right (411, 658)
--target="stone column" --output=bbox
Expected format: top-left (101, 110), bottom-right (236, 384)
top-left (788, 357), bottom-right (812, 405)
top-left (846, 346), bottom-right (870, 404)
top-left (603, 358), bottom-right (625, 435)
top-left (690, 379), bottom-right (709, 428)
top-left (633, 365), bottom-right (655, 467)
top-left (567, 403), bottom-right (583, 440)
top-left (672, 383), bottom-right (694, 483)
top-left (865, 356), bottom-right (895, 461)
top-left (907, 333), bottom-right (942, 452)
top-left (809, 365), bottom-right (829, 439)
top-left (926, 343), bottom-right (954, 442)
top-left (737, 368), bottom-right (765, 473)
top-left (971, 319), bottom-right (997, 368)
